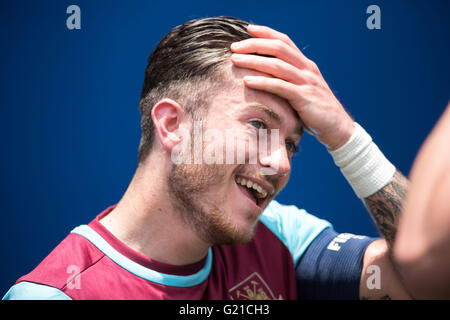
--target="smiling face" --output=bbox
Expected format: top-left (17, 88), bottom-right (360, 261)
top-left (167, 65), bottom-right (303, 245)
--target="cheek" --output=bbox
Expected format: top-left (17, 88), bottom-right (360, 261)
top-left (218, 125), bottom-right (255, 165)
top-left (278, 174), bottom-right (290, 191)
top-left (267, 171), bottom-right (290, 198)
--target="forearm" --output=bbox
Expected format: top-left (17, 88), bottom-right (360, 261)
top-left (363, 170), bottom-right (409, 250)
top-left (328, 122), bottom-right (409, 250)
top-left (358, 171), bottom-right (411, 300)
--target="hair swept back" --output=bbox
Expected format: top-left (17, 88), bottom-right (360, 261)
top-left (138, 16), bottom-right (253, 164)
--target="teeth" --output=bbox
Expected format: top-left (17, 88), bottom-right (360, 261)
top-left (235, 177), bottom-right (269, 199)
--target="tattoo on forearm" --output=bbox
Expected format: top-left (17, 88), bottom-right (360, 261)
top-left (363, 170), bottom-right (408, 249)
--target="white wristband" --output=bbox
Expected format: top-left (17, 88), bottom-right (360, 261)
top-left (328, 122), bottom-right (396, 199)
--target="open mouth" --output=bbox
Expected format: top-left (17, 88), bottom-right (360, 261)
top-left (235, 176), bottom-right (270, 208)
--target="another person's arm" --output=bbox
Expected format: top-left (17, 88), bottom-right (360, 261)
top-left (394, 102), bottom-right (450, 299)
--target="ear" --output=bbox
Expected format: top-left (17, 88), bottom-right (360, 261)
top-left (151, 98), bottom-right (185, 153)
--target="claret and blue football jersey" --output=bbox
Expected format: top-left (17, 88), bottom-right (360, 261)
top-left (3, 200), bottom-right (375, 300)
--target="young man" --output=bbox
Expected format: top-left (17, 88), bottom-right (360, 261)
top-left (3, 17), bottom-right (411, 300)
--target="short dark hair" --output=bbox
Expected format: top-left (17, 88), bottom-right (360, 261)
top-left (138, 16), bottom-right (253, 164)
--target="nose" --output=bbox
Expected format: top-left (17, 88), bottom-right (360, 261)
top-left (259, 144), bottom-right (291, 177)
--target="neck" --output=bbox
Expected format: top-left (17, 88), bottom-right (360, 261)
top-left (99, 153), bottom-right (210, 266)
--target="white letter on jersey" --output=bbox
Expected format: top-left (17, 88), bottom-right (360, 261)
top-left (327, 233), bottom-right (366, 251)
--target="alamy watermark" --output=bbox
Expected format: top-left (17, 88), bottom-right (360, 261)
top-left (66, 264), bottom-right (81, 290)
top-left (366, 5), bottom-right (381, 30)
top-left (366, 264), bottom-right (381, 290)
top-left (66, 5), bottom-right (81, 30)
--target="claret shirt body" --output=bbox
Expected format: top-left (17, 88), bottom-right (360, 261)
top-left (3, 201), bottom-right (331, 300)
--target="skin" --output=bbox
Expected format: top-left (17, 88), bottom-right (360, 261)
top-left (100, 65), bottom-right (300, 266)
top-left (231, 24), bottom-right (411, 299)
top-left (230, 25), bottom-right (355, 150)
top-left (394, 102), bottom-right (450, 299)
top-left (102, 23), bottom-right (412, 299)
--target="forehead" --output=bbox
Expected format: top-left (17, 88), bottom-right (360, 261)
top-left (207, 64), bottom-right (301, 135)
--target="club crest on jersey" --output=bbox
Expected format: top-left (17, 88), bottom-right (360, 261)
top-left (228, 272), bottom-right (283, 300)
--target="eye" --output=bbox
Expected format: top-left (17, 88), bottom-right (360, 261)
top-left (286, 141), bottom-right (300, 155)
top-left (248, 119), bottom-right (268, 130)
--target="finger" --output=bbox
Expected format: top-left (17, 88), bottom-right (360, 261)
top-left (243, 75), bottom-right (304, 103)
top-left (231, 53), bottom-right (310, 85)
top-left (231, 38), bottom-right (310, 70)
top-left (243, 76), bottom-right (316, 135)
top-left (247, 24), bottom-right (301, 52)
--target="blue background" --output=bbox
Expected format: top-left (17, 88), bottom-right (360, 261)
top-left (1, 0), bottom-right (449, 294)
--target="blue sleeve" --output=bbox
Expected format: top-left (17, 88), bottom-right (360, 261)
top-left (296, 228), bottom-right (378, 300)
top-left (259, 200), bottom-right (333, 265)
top-left (2, 281), bottom-right (71, 300)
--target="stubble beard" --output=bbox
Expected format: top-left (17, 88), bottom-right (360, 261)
top-left (167, 162), bottom-right (258, 246)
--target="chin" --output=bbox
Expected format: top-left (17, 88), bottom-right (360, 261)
top-left (234, 224), bottom-right (259, 244)
top-left (212, 190), bottom-right (267, 245)
top-left (212, 213), bottom-right (260, 245)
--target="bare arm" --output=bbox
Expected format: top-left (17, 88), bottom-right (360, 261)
top-left (394, 102), bottom-right (450, 299)
top-left (229, 24), bottom-right (414, 299)
top-left (358, 172), bottom-right (412, 300)
top-left (363, 170), bottom-right (409, 251)
top-left (359, 240), bottom-right (411, 300)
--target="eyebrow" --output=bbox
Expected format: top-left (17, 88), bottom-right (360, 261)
top-left (244, 102), bottom-right (304, 138)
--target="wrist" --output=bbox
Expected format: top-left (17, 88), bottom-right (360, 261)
top-left (324, 119), bottom-right (355, 151)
